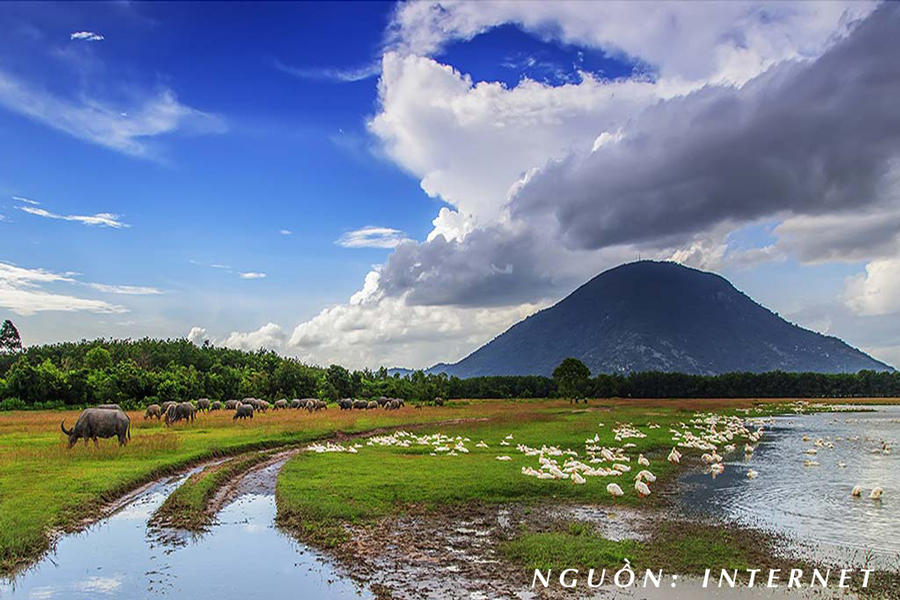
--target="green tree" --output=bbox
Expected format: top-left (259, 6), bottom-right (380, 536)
top-left (0, 320), bottom-right (22, 354)
top-left (326, 364), bottom-right (353, 398)
top-left (85, 346), bottom-right (112, 370)
top-left (553, 357), bottom-right (591, 404)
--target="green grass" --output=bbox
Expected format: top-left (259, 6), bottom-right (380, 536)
top-left (0, 402), bottom-right (512, 574)
top-left (501, 529), bottom-right (639, 571)
top-left (275, 405), bottom-right (694, 543)
top-left (499, 523), bottom-right (762, 575)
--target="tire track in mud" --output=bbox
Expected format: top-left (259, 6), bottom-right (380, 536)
top-left (87, 415), bottom-right (492, 535)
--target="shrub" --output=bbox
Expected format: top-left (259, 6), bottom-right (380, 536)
top-left (0, 397), bottom-right (27, 411)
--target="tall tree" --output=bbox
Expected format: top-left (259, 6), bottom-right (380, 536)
top-left (553, 357), bottom-right (591, 404)
top-left (0, 320), bottom-right (22, 354)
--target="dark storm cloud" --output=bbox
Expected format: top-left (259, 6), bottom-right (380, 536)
top-left (511, 3), bottom-right (900, 251)
top-left (377, 4), bottom-right (900, 308)
top-left (378, 226), bottom-right (562, 307)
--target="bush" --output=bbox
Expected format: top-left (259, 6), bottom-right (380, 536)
top-left (0, 397), bottom-right (27, 411)
top-left (32, 400), bottom-right (66, 410)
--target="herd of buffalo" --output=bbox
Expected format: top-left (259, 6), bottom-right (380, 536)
top-left (59, 396), bottom-right (446, 448)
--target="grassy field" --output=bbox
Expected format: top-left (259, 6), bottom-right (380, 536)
top-left (2, 397), bottom-right (892, 581)
top-left (275, 403), bottom-right (688, 528)
top-left (0, 401), bottom-right (515, 574)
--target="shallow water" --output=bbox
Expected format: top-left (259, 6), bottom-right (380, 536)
top-left (679, 405), bottom-right (899, 569)
top-left (0, 461), bottom-right (369, 600)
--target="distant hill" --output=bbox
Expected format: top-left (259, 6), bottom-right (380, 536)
top-left (386, 367), bottom-right (415, 378)
top-left (428, 261), bottom-right (893, 378)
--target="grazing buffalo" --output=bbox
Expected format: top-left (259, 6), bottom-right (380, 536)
top-left (433, 397), bottom-right (444, 406)
top-left (242, 398), bottom-right (258, 409)
top-left (304, 399), bottom-right (317, 412)
top-left (210, 401), bottom-right (223, 411)
top-left (386, 399), bottom-right (401, 410)
top-left (352, 399), bottom-right (368, 410)
top-left (61, 408), bottom-right (130, 448)
top-left (164, 402), bottom-right (196, 426)
top-left (377, 396), bottom-right (389, 407)
top-left (257, 400), bottom-right (270, 413)
top-left (197, 398), bottom-right (211, 412)
top-left (144, 404), bottom-right (161, 419)
top-left (290, 399), bottom-right (303, 409)
top-left (225, 399), bottom-right (239, 410)
top-left (273, 399), bottom-right (288, 410)
top-left (160, 401), bottom-right (176, 415)
top-left (366, 401), bottom-right (378, 409)
top-left (315, 399), bottom-right (328, 411)
top-left (338, 398), bottom-right (352, 410)
top-left (234, 404), bottom-right (254, 420)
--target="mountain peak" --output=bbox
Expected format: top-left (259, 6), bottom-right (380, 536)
top-left (430, 261), bottom-right (892, 378)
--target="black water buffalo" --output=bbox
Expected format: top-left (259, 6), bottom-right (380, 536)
top-left (144, 404), bottom-right (161, 419)
top-left (433, 397), bottom-right (444, 406)
top-left (61, 408), bottom-right (130, 448)
top-left (338, 398), bottom-right (352, 410)
top-left (160, 401), bottom-right (176, 415)
top-left (225, 399), bottom-right (239, 410)
top-left (256, 400), bottom-right (270, 413)
top-left (196, 398), bottom-right (211, 411)
top-left (290, 399), bottom-right (303, 409)
top-left (210, 401), bottom-right (223, 411)
top-left (352, 399), bottom-right (368, 410)
top-left (234, 404), bottom-right (254, 420)
top-left (164, 402), bottom-right (196, 426)
top-left (273, 399), bottom-right (288, 410)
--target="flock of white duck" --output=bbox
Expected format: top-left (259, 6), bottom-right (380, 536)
top-left (304, 403), bottom-right (888, 502)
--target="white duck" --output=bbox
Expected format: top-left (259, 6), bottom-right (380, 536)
top-left (634, 480), bottom-right (652, 497)
top-left (851, 485), bottom-right (863, 497)
top-left (607, 483), bottom-right (624, 497)
top-left (869, 486), bottom-right (884, 500)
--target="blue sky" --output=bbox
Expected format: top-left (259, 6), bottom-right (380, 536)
top-left (1, 1), bottom-right (898, 370)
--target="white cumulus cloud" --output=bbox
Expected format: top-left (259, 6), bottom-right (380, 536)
top-left (223, 323), bottom-right (286, 351)
top-left (844, 258), bottom-right (900, 317)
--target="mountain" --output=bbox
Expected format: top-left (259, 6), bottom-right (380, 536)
top-left (429, 261), bottom-right (893, 378)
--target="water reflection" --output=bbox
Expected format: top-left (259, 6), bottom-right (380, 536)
top-left (680, 405), bottom-right (899, 568)
top-left (0, 468), bottom-right (370, 600)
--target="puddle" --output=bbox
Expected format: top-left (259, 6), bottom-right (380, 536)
top-left (0, 457), bottom-right (370, 600)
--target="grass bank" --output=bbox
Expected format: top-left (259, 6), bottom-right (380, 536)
top-left (151, 450), bottom-right (277, 530)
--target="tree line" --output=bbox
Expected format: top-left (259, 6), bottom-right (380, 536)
top-left (0, 330), bottom-right (897, 410)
